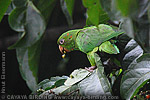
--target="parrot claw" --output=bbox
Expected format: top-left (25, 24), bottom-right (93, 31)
top-left (85, 66), bottom-right (96, 72)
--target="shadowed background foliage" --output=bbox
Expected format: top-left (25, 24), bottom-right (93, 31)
top-left (0, 0), bottom-right (149, 99)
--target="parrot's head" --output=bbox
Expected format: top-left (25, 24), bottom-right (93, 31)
top-left (57, 29), bottom-right (80, 55)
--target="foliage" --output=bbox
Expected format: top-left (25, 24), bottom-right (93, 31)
top-left (8, 0), bottom-right (56, 91)
top-left (120, 54), bottom-right (150, 99)
top-left (100, 0), bottom-right (150, 53)
top-left (36, 54), bottom-right (112, 98)
top-left (1, 0), bottom-right (149, 99)
top-left (0, 0), bottom-right (11, 22)
top-left (82, 0), bottom-right (109, 25)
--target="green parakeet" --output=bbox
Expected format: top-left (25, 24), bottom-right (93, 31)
top-left (57, 24), bottom-right (123, 71)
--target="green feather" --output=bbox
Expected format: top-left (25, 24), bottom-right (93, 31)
top-left (76, 24), bottom-right (123, 53)
top-left (57, 24), bottom-right (123, 66)
top-left (99, 41), bottom-right (119, 54)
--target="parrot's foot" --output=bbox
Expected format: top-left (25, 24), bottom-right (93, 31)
top-left (85, 66), bottom-right (96, 72)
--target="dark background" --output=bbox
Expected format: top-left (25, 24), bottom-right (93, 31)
top-left (0, 0), bottom-right (90, 95)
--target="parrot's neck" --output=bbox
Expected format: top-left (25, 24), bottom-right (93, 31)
top-left (72, 31), bottom-right (80, 51)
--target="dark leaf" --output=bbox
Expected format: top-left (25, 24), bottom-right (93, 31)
top-left (38, 76), bottom-right (68, 91)
top-left (101, 0), bottom-right (150, 52)
top-left (125, 1), bottom-right (149, 52)
top-left (120, 53), bottom-right (150, 99)
top-left (16, 38), bottom-right (42, 91)
top-left (12, 0), bottom-right (27, 8)
top-left (38, 79), bottom-right (50, 88)
top-left (128, 0), bottom-right (150, 52)
top-left (33, 0), bottom-right (57, 22)
top-left (5, 2), bottom-right (16, 15)
top-left (8, 0), bottom-right (56, 92)
top-left (8, 1), bottom-right (46, 49)
top-left (78, 70), bottom-right (111, 96)
top-left (100, 0), bottom-right (122, 21)
top-left (148, 4), bottom-right (150, 21)
top-left (60, 0), bottom-right (74, 26)
top-left (116, 34), bottom-right (131, 51)
top-left (121, 39), bottom-right (143, 70)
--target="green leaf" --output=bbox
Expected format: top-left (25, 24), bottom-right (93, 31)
top-left (38, 76), bottom-right (68, 91)
top-left (8, 7), bottom-right (26, 32)
top-left (60, 0), bottom-right (74, 26)
top-left (46, 76), bottom-right (68, 91)
top-left (78, 70), bottom-right (111, 96)
top-left (120, 53), bottom-right (150, 99)
top-left (16, 39), bottom-right (42, 91)
top-left (8, 1), bottom-right (46, 49)
top-left (109, 69), bottom-right (122, 85)
top-left (64, 69), bottom-right (90, 86)
top-left (116, 0), bottom-right (138, 17)
top-left (94, 53), bottom-right (112, 94)
top-left (0, 0), bottom-right (11, 22)
top-left (82, 0), bottom-right (109, 26)
top-left (82, 0), bottom-right (96, 7)
top-left (86, 3), bottom-right (100, 26)
top-left (65, 0), bottom-right (74, 17)
top-left (38, 79), bottom-right (50, 89)
top-left (137, 53), bottom-right (150, 62)
top-left (78, 53), bottom-right (112, 96)
top-left (33, 0), bottom-right (57, 22)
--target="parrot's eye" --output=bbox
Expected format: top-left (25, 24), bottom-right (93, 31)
top-left (60, 39), bottom-right (65, 44)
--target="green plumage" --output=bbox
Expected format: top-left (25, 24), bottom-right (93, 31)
top-left (57, 24), bottom-right (123, 66)
top-left (76, 24), bottom-right (122, 53)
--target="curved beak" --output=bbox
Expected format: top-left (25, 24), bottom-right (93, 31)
top-left (59, 45), bottom-right (64, 54)
top-left (59, 45), bottom-right (70, 54)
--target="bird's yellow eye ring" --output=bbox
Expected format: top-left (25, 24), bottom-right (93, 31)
top-left (60, 39), bottom-right (65, 44)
